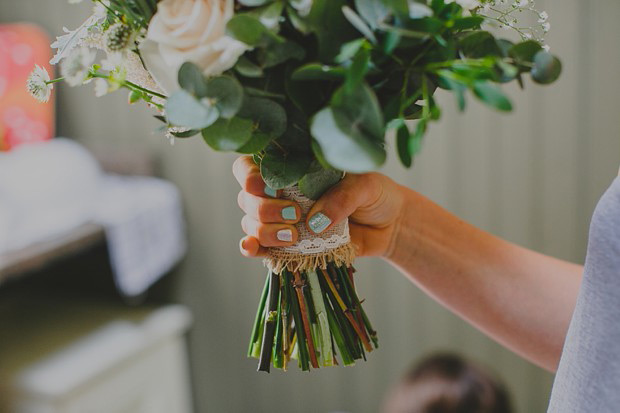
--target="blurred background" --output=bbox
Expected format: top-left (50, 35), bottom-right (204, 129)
top-left (0, 0), bottom-right (618, 412)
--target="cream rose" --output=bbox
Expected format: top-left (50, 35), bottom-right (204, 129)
top-left (139, 0), bottom-right (248, 93)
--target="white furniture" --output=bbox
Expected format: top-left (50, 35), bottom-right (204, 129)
top-left (0, 296), bottom-right (194, 413)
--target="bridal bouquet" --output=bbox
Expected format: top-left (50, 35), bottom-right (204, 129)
top-left (29, 0), bottom-right (560, 372)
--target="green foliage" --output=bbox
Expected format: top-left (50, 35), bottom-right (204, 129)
top-left (164, 0), bottom-right (562, 188)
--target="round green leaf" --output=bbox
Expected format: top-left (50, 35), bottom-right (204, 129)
top-left (531, 51), bottom-right (562, 84)
top-left (236, 131), bottom-right (274, 154)
top-left (226, 14), bottom-right (269, 46)
top-left (205, 76), bottom-right (244, 118)
top-left (201, 117), bottom-right (253, 152)
top-left (235, 56), bottom-right (264, 78)
top-left (298, 165), bottom-right (342, 200)
top-left (509, 40), bottom-right (542, 63)
top-left (311, 108), bottom-right (386, 173)
top-left (238, 97), bottom-right (287, 138)
top-left (166, 90), bottom-right (219, 129)
top-left (178, 62), bottom-right (208, 97)
top-left (260, 150), bottom-right (312, 189)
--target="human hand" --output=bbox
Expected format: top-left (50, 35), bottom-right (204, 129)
top-left (233, 156), bottom-right (405, 259)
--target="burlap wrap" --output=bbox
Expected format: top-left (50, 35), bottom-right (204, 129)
top-left (264, 186), bottom-right (356, 274)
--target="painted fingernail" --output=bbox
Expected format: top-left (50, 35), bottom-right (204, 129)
top-left (264, 185), bottom-right (277, 198)
top-left (308, 212), bottom-right (331, 234)
top-left (277, 229), bottom-right (293, 242)
top-left (281, 206), bottom-right (297, 221)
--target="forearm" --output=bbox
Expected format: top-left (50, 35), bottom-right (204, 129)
top-left (386, 186), bottom-right (583, 372)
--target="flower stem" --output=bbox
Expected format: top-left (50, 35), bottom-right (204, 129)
top-left (45, 77), bottom-right (65, 85)
top-left (258, 271), bottom-right (280, 372)
top-left (293, 271), bottom-right (319, 369)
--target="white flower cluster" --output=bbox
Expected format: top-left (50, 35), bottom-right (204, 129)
top-left (477, 0), bottom-right (551, 46)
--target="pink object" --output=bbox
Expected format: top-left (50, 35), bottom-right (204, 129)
top-left (0, 24), bottom-right (55, 151)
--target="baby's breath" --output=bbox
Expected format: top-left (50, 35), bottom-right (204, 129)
top-left (477, 0), bottom-right (550, 44)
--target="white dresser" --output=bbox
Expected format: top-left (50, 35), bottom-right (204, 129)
top-left (0, 295), bottom-right (194, 413)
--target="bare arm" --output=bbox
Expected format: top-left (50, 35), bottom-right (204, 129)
top-left (233, 156), bottom-right (583, 372)
top-left (387, 187), bottom-right (582, 371)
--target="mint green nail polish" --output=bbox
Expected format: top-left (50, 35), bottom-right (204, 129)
top-left (309, 212), bottom-right (331, 234)
top-left (282, 206), bottom-right (297, 221)
top-left (264, 185), bottom-right (277, 198)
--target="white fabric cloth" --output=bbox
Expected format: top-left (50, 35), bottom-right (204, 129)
top-left (0, 139), bottom-right (186, 296)
top-left (94, 175), bottom-right (186, 297)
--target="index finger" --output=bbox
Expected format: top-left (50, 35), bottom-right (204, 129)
top-left (232, 156), bottom-right (279, 198)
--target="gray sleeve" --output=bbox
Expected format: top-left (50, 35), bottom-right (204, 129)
top-left (548, 177), bottom-right (620, 412)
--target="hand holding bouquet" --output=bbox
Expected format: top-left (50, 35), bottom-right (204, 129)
top-left (29, 0), bottom-right (561, 372)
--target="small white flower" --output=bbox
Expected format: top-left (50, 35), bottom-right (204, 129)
top-left (60, 46), bottom-right (96, 86)
top-left (523, 32), bottom-right (533, 39)
top-left (94, 78), bottom-right (109, 97)
top-left (538, 11), bottom-right (549, 22)
top-left (515, 0), bottom-right (528, 8)
top-left (26, 65), bottom-right (53, 103)
top-left (542, 44), bottom-right (550, 52)
top-left (542, 22), bottom-right (551, 32)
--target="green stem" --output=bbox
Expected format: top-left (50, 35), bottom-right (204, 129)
top-left (125, 79), bottom-right (167, 99)
top-left (258, 271), bottom-right (280, 372)
top-left (45, 77), bottom-right (65, 85)
top-left (248, 273), bottom-right (270, 357)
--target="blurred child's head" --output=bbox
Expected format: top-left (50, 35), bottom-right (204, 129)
top-left (382, 353), bottom-right (513, 413)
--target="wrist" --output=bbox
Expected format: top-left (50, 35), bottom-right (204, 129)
top-left (382, 184), bottom-right (417, 263)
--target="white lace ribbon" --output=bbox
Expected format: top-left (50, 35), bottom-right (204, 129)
top-left (279, 186), bottom-right (350, 254)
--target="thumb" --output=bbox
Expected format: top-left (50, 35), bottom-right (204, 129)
top-left (305, 174), bottom-right (377, 234)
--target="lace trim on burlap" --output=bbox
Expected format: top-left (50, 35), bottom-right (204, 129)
top-left (264, 186), bottom-right (356, 273)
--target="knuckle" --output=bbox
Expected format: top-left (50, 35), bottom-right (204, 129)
top-left (237, 190), bottom-right (245, 210)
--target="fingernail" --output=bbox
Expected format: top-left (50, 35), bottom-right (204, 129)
top-left (308, 212), bottom-right (331, 234)
top-left (240, 238), bottom-right (248, 250)
top-left (264, 185), bottom-right (277, 198)
top-left (277, 229), bottom-right (293, 242)
top-left (281, 206), bottom-right (297, 221)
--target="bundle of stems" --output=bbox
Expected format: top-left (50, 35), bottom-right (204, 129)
top-left (248, 263), bottom-right (378, 372)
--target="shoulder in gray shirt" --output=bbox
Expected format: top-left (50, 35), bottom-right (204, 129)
top-left (548, 177), bottom-right (620, 412)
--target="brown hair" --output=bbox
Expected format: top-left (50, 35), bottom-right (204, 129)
top-left (382, 353), bottom-right (513, 413)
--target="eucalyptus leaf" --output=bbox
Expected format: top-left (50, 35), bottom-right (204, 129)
top-left (239, 97), bottom-right (287, 138)
top-left (396, 124), bottom-right (412, 168)
top-left (235, 56), bottom-right (264, 78)
top-left (226, 14), bottom-right (270, 46)
top-left (166, 90), bottom-right (219, 129)
top-left (459, 31), bottom-right (502, 58)
top-left (331, 84), bottom-right (385, 142)
top-left (336, 38), bottom-right (366, 63)
top-left (509, 40), bottom-right (542, 64)
top-left (237, 131), bottom-right (274, 154)
top-left (354, 0), bottom-right (390, 29)
top-left (342, 6), bottom-right (377, 44)
top-left (261, 39), bottom-right (305, 67)
top-left (298, 162), bottom-right (343, 200)
top-left (292, 63), bottom-right (347, 81)
top-left (201, 117), bottom-right (253, 151)
top-left (531, 51), bottom-right (562, 84)
top-left (178, 62), bottom-right (208, 97)
top-left (472, 81), bottom-right (512, 112)
top-left (311, 107), bottom-right (386, 173)
top-left (204, 76), bottom-right (244, 118)
top-left (260, 150), bottom-right (312, 189)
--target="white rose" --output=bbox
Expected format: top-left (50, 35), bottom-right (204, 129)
top-left (139, 0), bottom-right (248, 93)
